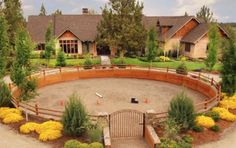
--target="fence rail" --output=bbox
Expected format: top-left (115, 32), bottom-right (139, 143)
top-left (8, 65), bottom-right (221, 120)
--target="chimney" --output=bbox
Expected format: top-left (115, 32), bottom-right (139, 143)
top-left (82, 8), bottom-right (89, 15)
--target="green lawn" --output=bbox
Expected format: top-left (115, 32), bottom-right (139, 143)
top-left (31, 57), bottom-right (222, 71)
top-left (111, 58), bottom-right (222, 71)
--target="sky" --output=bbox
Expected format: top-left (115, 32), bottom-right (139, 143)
top-left (21, 0), bottom-right (236, 22)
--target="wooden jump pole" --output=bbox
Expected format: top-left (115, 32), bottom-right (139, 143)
top-left (35, 103), bottom-right (39, 116)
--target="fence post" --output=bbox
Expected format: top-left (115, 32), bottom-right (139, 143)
top-left (204, 99), bottom-right (208, 110)
top-left (35, 104), bottom-right (39, 116)
top-left (198, 72), bottom-right (201, 80)
top-left (8, 83), bottom-right (12, 91)
top-left (59, 67), bottom-right (62, 73)
top-left (218, 84), bottom-right (222, 101)
top-left (43, 70), bottom-right (46, 78)
top-left (16, 100), bottom-right (20, 108)
top-left (167, 67), bottom-right (169, 73)
top-left (211, 78), bottom-right (214, 86)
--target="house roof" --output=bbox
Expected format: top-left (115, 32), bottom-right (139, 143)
top-left (143, 16), bottom-right (198, 41)
top-left (28, 15), bottom-right (226, 44)
top-left (181, 23), bottom-right (209, 44)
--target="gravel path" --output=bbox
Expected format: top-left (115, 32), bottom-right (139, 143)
top-left (0, 123), bottom-right (51, 148)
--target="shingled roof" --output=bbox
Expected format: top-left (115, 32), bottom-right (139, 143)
top-left (27, 15), bottom-right (202, 44)
top-left (181, 23), bottom-right (209, 44)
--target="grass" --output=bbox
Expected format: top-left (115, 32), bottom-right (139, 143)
top-left (31, 57), bottom-right (222, 71)
top-left (111, 58), bottom-right (222, 71)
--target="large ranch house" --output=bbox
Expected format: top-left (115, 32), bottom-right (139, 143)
top-left (27, 12), bottom-right (229, 59)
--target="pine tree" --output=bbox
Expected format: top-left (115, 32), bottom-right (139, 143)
top-left (96, 0), bottom-right (146, 57)
top-left (10, 29), bottom-right (37, 101)
top-left (56, 49), bottom-right (66, 67)
top-left (205, 24), bottom-right (221, 71)
top-left (146, 27), bottom-right (158, 66)
top-left (39, 3), bottom-right (46, 16)
top-left (52, 9), bottom-right (62, 16)
top-left (0, 15), bottom-right (9, 78)
top-left (221, 26), bottom-right (236, 95)
top-left (196, 5), bottom-right (214, 23)
top-left (3, 0), bottom-right (24, 49)
top-left (45, 22), bottom-right (55, 66)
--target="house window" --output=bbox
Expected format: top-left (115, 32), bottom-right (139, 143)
top-left (59, 40), bottom-right (78, 54)
top-left (185, 43), bottom-right (191, 52)
top-left (36, 44), bottom-right (45, 50)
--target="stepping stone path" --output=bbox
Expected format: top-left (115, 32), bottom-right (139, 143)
top-left (101, 56), bottom-right (111, 66)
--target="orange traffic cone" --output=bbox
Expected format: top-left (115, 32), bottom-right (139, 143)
top-left (96, 99), bottom-right (100, 105)
top-left (144, 98), bottom-right (149, 104)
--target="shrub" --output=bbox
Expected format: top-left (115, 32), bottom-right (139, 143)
top-left (182, 135), bottom-right (193, 144)
top-left (192, 125), bottom-right (204, 132)
top-left (168, 92), bottom-right (195, 130)
top-left (36, 120), bottom-right (63, 134)
top-left (205, 111), bottom-right (220, 122)
top-left (89, 142), bottom-right (104, 148)
top-left (39, 129), bottom-right (62, 141)
top-left (210, 125), bottom-right (220, 132)
top-left (176, 62), bottom-right (188, 75)
top-left (64, 140), bottom-right (81, 148)
top-left (0, 108), bottom-right (21, 119)
top-left (87, 127), bottom-right (103, 143)
top-left (2, 113), bottom-right (24, 124)
top-left (84, 55), bottom-right (93, 69)
top-left (212, 107), bottom-right (236, 121)
top-left (56, 50), bottom-right (66, 67)
top-left (62, 93), bottom-right (88, 136)
top-left (159, 56), bottom-right (170, 62)
top-left (195, 115), bottom-right (215, 128)
top-left (219, 98), bottom-right (236, 109)
top-left (0, 81), bottom-right (12, 107)
top-left (79, 143), bottom-right (89, 148)
top-left (20, 122), bottom-right (40, 134)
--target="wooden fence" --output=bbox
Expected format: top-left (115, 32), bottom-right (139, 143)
top-left (8, 65), bottom-right (221, 120)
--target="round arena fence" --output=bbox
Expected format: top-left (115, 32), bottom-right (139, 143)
top-left (8, 65), bottom-right (221, 120)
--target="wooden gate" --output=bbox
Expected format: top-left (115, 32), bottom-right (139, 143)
top-left (109, 109), bottom-right (145, 138)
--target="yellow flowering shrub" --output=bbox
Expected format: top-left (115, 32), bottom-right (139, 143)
top-left (20, 122), bottom-right (40, 134)
top-left (2, 113), bottom-right (24, 124)
top-left (35, 120), bottom-right (63, 134)
top-left (39, 129), bottom-right (62, 141)
top-left (0, 108), bottom-right (21, 119)
top-left (159, 56), bottom-right (171, 62)
top-left (19, 120), bottom-right (63, 142)
top-left (212, 107), bottom-right (236, 121)
top-left (195, 115), bottom-right (215, 128)
top-left (219, 93), bottom-right (236, 109)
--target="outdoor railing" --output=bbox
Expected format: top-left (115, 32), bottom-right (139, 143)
top-left (8, 65), bottom-right (221, 120)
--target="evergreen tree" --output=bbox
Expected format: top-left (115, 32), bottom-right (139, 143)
top-left (221, 26), bottom-right (236, 95)
top-left (45, 22), bottom-right (55, 66)
top-left (56, 49), bottom-right (66, 67)
top-left (97, 0), bottom-right (146, 57)
top-left (205, 24), bottom-right (221, 71)
top-left (52, 9), bottom-right (62, 16)
top-left (196, 5), bottom-right (214, 23)
top-left (0, 15), bottom-right (9, 78)
top-left (3, 0), bottom-right (24, 49)
top-left (39, 3), bottom-right (46, 16)
top-left (146, 27), bottom-right (158, 66)
top-left (10, 29), bottom-right (37, 101)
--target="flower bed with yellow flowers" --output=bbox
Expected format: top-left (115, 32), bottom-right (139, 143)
top-left (195, 115), bottom-right (215, 128)
top-left (0, 107), bottom-right (24, 124)
top-left (219, 93), bottom-right (236, 109)
top-left (20, 120), bottom-right (63, 141)
top-left (212, 107), bottom-right (236, 121)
